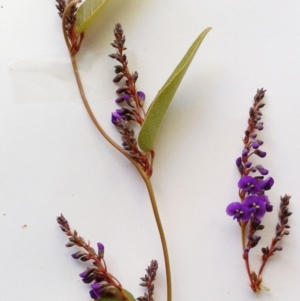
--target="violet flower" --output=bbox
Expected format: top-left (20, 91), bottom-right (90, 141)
top-left (238, 176), bottom-right (261, 195)
top-left (243, 195), bottom-right (266, 219)
top-left (226, 202), bottom-right (251, 222)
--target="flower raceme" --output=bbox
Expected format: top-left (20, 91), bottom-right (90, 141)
top-left (225, 89), bottom-right (292, 292)
top-left (109, 24), bottom-right (153, 176)
top-left (226, 89), bottom-right (274, 223)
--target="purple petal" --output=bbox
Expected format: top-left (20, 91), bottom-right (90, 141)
top-left (137, 91), bottom-right (145, 101)
top-left (91, 282), bottom-right (101, 290)
top-left (243, 195), bottom-right (266, 218)
top-left (260, 177), bottom-right (274, 190)
top-left (242, 149), bottom-right (248, 157)
top-left (71, 251), bottom-right (85, 259)
top-left (90, 289), bottom-right (100, 300)
top-left (257, 139), bottom-right (264, 145)
top-left (226, 202), bottom-right (241, 216)
top-left (251, 141), bottom-right (260, 149)
top-left (111, 112), bottom-right (123, 125)
top-left (226, 202), bottom-right (251, 222)
top-left (254, 149), bottom-right (267, 158)
top-left (97, 243), bottom-right (104, 252)
top-left (256, 164), bottom-right (268, 175)
top-left (238, 176), bottom-right (260, 194)
top-left (79, 269), bottom-right (88, 278)
top-left (115, 97), bottom-right (124, 104)
top-left (236, 157), bottom-right (242, 168)
top-left (244, 161), bottom-right (252, 168)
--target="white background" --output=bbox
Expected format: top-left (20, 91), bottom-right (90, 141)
top-left (1, 0), bottom-right (300, 300)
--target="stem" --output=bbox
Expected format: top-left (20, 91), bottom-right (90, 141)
top-left (241, 222), bottom-right (258, 291)
top-left (257, 235), bottom-right (280, 280)
top-left (70, 54), bottom-right (146, 177)
top-left (144, 178), bottom-right (172, 301)
top-left (240, 222), bottom-right (246, 249)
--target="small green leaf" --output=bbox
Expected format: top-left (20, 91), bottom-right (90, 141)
top-left (75, 0), bottom-right (111, 33)
top-left (96, 290), bottom-right (136, 301)
top-left (137, 27), bottom-right (211, 152)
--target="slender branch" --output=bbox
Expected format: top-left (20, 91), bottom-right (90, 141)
top-left (144, 178), bottom-right (172, 301)
top-left (70, 54), bottom-right (146, 177)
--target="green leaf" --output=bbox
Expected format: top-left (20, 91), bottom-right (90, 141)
top-left (96, 290), bottom-right (136, 301)
top-left (75, 0), bottom-right (111, 33)
top-left (137, 27), bottom-right (212, 152)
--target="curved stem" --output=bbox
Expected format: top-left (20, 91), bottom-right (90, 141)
top-left (70, 54), bottom-right (146, 177)
top-left (61, 1), bottom-right (72, 51)
top-left (144, 178), bottom-right (172, 301)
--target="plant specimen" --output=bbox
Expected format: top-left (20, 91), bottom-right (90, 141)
top-left (55, 0), bottom-right (210, 300)
top-left (226, 89), bottom-right (292, 292)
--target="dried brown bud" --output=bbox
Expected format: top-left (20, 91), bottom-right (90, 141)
top-left (113, 74), bottom-right (124, 83)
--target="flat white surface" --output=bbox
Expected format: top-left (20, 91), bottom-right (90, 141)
top-left (1, 0), bottom-right (300, 300)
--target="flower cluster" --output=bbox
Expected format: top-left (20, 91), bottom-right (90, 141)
top-left (137, 260), bottom-right (158, 301)
top-left (226, 88), bottom-right (274, 223)
top-left (56, 0), bottom-right (83, 54)
top-left (109, 24), bottom-right (152, 176)
top-left (57, 214), bottom-right (130, 300)
top-left (225, 89), bottom-right (292, 292)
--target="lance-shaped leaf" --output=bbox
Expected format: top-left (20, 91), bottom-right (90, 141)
top-left (137, 27), bottom-right (212, 152)
top-left (75, 0), bottom-right (111, 33)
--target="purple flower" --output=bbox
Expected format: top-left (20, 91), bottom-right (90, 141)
top-left (90, 287), bottom-right (101, 300)
top-left (251, 141), bottom-right (260, 149)
top-left (90, 283), bottom-right (101, 299)
top-left (97, 243), bottom-right (104, 252)
top-left (97, 242), bottom-right (104, 258)
top-left (236, 157), bottom-right (242, 168)
top-left (256, 164), bottom-right (268, 175)
top-left (254, 149), bottom-right (267, 158)
top-left (114, 94), bottom-right (135, 107)
top-left (111, 112), bottom-right (124, 125)
top-left (137, 91), bottom-right (145, 100)
top-left (238, 176), bottom-right (260, 194)
top-left (71, 251), bottom-right (85, 259)
top-left (259, 194), bottom-right (273, 212)
top-left (244, 161), bottom-right (252, 168)
top-left (137, 91), bottom-right (145, 106)
top-left (259, 177), bottom-right (274, 191)
top-left (242, 149), bottom-right (248, 157)
top-left (243, 195), bottom-right (266, 218)
top-left (256, 123), bottom-right (264, 131)
top-left (226, 202), bottom-right (251, 222)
